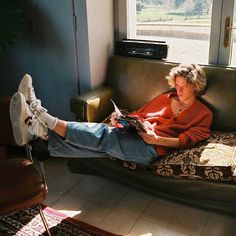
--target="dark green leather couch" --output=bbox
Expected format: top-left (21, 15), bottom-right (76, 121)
top-left (69, 55), bottom-right (236, 216)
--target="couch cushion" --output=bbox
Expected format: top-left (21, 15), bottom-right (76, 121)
top-left (104, 114), bottom-right (236, 181)
top-left (152, 132), bottom-right (236, 181)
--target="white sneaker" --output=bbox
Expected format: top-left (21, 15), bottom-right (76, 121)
top-left (17, 74), bottom-right (48, 116)
top-left (18, 74), bottom-right (37, 104)
top-left (9, 92), bottom-right (48, 146)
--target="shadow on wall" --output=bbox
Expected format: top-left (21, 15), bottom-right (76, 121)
top-left (0, 0), bottom-right (78, 120)
top-left (0, 0), bottom-right (64, 94)
top-left (29, 4), bottom-right (65, 51)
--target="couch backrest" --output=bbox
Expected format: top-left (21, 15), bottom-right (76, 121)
top-left (107, 55), bottom-right (236, 131)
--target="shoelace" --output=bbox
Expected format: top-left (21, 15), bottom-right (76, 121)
top-left (28, 86), bottom-right (37, 102)
top-left (28, 99), bottom-right (48, 131)
top-left (24, 111), bottom-right (48, 141)
top-left (34, 114), bottom-right (48, 130)
top-left (27, 113), bottom-right (48, 131)
top-left (30, 99), bottom-right (47, 114)
top-left (32, 115), bottom-right (48, 140)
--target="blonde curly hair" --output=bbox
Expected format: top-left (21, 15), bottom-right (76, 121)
top-left (166, 64), bottom-right (206, 95)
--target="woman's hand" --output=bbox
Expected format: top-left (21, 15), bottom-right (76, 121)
top-left (142, 120), bottom-right (156, 132)
top-left (139, 130), bottom-right (159, 145)
top-left (110, 111), bottom-right (119, 126)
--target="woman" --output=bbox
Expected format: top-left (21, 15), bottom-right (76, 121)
top-left (9, 64), bottom-right (213, 166)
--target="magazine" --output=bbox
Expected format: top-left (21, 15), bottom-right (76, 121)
top-left (110, 99), bottom-right (146, 132)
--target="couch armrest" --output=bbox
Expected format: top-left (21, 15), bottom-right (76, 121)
top-left (70, 85), bottom-right (114, 122)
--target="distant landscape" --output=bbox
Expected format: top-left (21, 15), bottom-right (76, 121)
top-left (136, 2), bottom-right (235, 42)
top-left (136, 0), bottom-right (212, 25)
top-left (134, 0), bottom-right (236, 65)
top-left (137, 8), bottom-right (211, 25)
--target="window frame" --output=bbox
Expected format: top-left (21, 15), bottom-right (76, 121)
top-left (116, 0), bottom-right (235, 66)
top-left (209, 0), bottom-right (235, 65)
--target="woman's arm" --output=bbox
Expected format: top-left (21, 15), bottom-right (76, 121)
top-left (138, 120), bottom-right (180, 148)
top-left (139, 131), bottom-right (180, 148)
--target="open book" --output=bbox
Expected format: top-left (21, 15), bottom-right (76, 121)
top-left (110, 99), bottom-right (146, 132)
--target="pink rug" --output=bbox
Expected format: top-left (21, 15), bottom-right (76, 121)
top-left (0, 204), bottom-right (120, 236)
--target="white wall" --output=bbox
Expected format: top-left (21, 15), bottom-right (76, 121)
top-left (76, 0), bottom-right (114, 93)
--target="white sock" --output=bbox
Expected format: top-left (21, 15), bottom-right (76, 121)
top-left (39, 112), bottom-right (58, 130)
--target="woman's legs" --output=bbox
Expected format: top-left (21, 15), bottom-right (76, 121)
top-left (48, 122), bottom-right (157, 165)
top-left (52, 119), bottom-right (68, 138)
top-left (10, 74), bottom-right (157, 165)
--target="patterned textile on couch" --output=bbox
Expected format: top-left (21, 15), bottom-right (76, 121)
top-left (104, 114), bottom-right (236, 181)
top-left (151, 132), bottom-right (236, 181)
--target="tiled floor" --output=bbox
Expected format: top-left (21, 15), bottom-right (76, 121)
top-left (4, 146), bottom-right (236, 235)
top-left (40, 157), bottom-right (236, 236)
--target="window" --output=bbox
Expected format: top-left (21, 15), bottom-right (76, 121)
top-left (132, 0), bottom-right (213, 64)
top-left (117, 0), bottom-right (236, 66)
top-left (231, 5), bottom-right (236, 66)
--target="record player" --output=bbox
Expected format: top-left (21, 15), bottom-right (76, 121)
top-left (115, 39), bottom-right (168, 60)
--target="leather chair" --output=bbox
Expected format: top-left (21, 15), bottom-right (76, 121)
top-left (0, 96), bottom-right (15, 160)
top-left (0, 144), bottom-right (51, 236)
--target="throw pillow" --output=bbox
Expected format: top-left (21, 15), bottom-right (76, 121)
top-left (152, 132), bottom-right (236, 181)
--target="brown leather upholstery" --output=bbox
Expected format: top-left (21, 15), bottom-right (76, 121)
top-left (71, 85), bottom-right (114, 122)
top-left (107, 56), bottom-right (236, 131)
top-left (0, 96), bottom-right (15, 160)
top-left (107, 56), bottom-right (172, 112)
top-left (72, 56), bottom-right (236, 132)
top-left (0, 96), bottom-right (15, 146)
top-left (0, 158), bottom-right (47, 215)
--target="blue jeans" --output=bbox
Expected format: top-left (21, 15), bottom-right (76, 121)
top-left (48, 122), bottom-right (157, 166)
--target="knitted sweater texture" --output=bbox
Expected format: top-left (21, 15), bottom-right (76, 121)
top-left (132, 92), bottom-right (213, 156)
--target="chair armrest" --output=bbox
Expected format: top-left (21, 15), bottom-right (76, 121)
top-left (70, 85), bottom-right (114, 122)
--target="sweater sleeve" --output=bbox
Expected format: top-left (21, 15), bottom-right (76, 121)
top-left (178, 111), bottom-right (213, 149)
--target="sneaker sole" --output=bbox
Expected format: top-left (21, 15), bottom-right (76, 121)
top-left (18, 74), bottom-right (32, 101)
top-left (9, 92), bottom-right (28, 146)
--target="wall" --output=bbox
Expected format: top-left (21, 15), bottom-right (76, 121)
top-left (0, 0), bottom-right (114, 120)
top-left (28, 0), bottom-right (78, 120)
top-left (76, 0), bottom-right (114, 93)
top-left (87, 0), bottom-right (114, 90)
top-left (0, 1), bottom-right (34, 97)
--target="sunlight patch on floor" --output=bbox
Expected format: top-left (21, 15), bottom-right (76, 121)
top-left (57, 209), bottom-right (82, 217)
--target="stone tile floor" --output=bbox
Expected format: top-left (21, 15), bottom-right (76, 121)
top-left (42, 157), bottom-right (236, 236)
top-left (5, 146), bottom-right (236, 235)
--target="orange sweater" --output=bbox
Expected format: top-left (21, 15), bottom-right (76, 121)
top-left (131, 92), bottom-right (213, 156)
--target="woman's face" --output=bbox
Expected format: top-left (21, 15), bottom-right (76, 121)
top-left (175, 76), bottom-right (195, 103)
